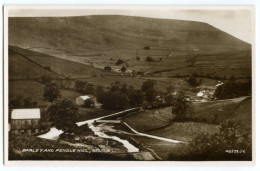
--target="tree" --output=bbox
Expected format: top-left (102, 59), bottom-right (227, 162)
top-left (95, 85), bottom-right (104, 101)
top-left (121, 66), bottom-right (127, 73)
top-left (84, 98), bottom-right (95, 107)
top-left (129, 90), bottom-right (144, 106)
top-left (214, 80), bottom-right (251, 100)
top-left (104, 66), bottom-right (112, 71)
top-left (187, 77), bottom-right (201, 87)
top-left (9, 95), bottom-right (24, 109)
top-left (40, 75), bottom-right (53, 84)
top-left (9, 96), bottom-right (37, 109)
top-left (46, 98), bottom-right (79, 132)
top-left (136, 56), bottom-right (141, 61)
top-left (145, 89), bottom-right (157, 103)
top-left (141, 80), bottom-right (155, 92)
top-left (172, 94), bottom-right (194, 120)
top-left (83, 83), bottom-right (95, 95)
top-left (75, 80), bottom-right (86, 93)
top-left (110, 81), bottom-right (121, 92)
top-left (115, 59), bottom-right (124, 65)
top-left (146, 56), bottom-right (155, 62)
top-left (23, 97), bottom-right (37, 108)
top-left (43, 82), bottom-right (61, 102)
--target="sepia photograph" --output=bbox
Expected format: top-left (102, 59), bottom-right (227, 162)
top-left (3, 5), bottom-right (255, 165)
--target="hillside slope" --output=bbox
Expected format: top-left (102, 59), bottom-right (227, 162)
top-left (9, 45), bottom-right (117, 80)
top-left (9, 15), bottom-right (251, 78)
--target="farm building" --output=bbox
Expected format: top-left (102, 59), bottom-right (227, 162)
top-left (76, 95), bottom-right (97, 106)
top-left (10, 108), bottom-right (41, 135)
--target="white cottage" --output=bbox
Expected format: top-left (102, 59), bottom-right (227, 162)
top-left (76, 95), bottom-right (97, 106)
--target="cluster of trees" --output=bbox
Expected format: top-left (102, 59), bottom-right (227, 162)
top-left (214, 80), bottom-right (251, 99)
top-left (9, 96), bottom-right (38, 109)
top-left (74, 80), bottom-right (95, 95)
top-left (169, 120), bottom-right (251, 160)
top-left (186, 77), bottom-right (201, 87)
top-left (97, 81), bottom-right (144, 110)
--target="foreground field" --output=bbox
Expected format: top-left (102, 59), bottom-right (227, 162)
top-left (123, 97), bottom-right (252, 159)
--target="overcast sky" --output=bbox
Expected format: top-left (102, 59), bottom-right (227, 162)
top-left (8, 7), bottom-right (253, 44)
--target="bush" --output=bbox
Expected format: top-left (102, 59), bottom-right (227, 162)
top-left (40, 75), bottom-right (53, 84)
top-left (115, 59), bottom-right (124, 65)
top-left (9, 96), bottom-right (38, 109)
top-left (146, 56), bottom-right (155, 62)
top-left (143, 46), bottom-right (150, 50)
top-left (214, 80), bottom-right (251, 99)
top-left (172, 95), bottom-right (194, 120)
top-left (98, 91), bottom-right (129, 110)
top-left (104, 66), bottom-right (112, 71)
top-left (187, 77), bottom-right (201, 87)
top-left (121, 66), bottom-right (127, 73)
top-left (168, 120), bottom-right (252, 161)
top-left (84, 98), bottom-right (95, 108)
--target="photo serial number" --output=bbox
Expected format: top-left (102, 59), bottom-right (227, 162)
top-left (225, 149), bottom-right (246, 154)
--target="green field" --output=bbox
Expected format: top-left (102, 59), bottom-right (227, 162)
top-left (9, 50), bottom-right (61, 80)
top-left (123, 97), bottom-right (251, 159)
top-left (9, 80), bottom-right (83, 107)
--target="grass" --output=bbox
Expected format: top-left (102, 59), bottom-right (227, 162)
top-left (9, 45), bottom-right (117, 79)
top-left (9, 80), bottom-right (84, 107)
top-left (149, 122), bottom-right (220, 142)
top-left (123, 107), bottom-right (173, 133)
top-left (9, 51), bottom-right (60, 80)
top-left (192, 97), bottom-right (250, 125)
top-left (123, 97), bottom-right (251, 159)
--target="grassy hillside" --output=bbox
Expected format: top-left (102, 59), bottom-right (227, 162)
top-left (9, 80), bottom-right (82, 107)
top-left (9, 48), bottom-right (61, 80)
top-left (9, 15), bottom-right (251, 79)
top-left (9, 45), bottom-right (117, 79)
top-left (124, 97), bottom-right (251, 136)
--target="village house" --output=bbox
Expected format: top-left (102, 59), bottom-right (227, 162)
top-left (10, 108), bottom-right (41, 135)
top-left (76, 95), bottom-right (97, 106)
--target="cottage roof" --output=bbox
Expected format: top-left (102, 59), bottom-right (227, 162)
top-left (11, 108), bottom-right (40, 119)
top-left (79, 95), bottom-right (95, 100)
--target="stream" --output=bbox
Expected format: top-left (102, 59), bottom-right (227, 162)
top-left (38, 109), bottom-right (141, 153)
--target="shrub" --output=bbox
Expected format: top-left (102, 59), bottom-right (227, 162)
top-left (172, 94), bottom-right (194, 120)
top-left (187, 77), bottom-right (201, 87)
top-left (214, 80), bottom-right (251, 99)
top-left (40, 75), bottom-right (53, 84)
top-left (121, 66), bottom-right (127, 73)
top-left (115, 59), bottom-right (124, 65)
top-left (104, 66), bottom-right (112, 71)
top-left (146, 56), bottom-right (155, 62)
